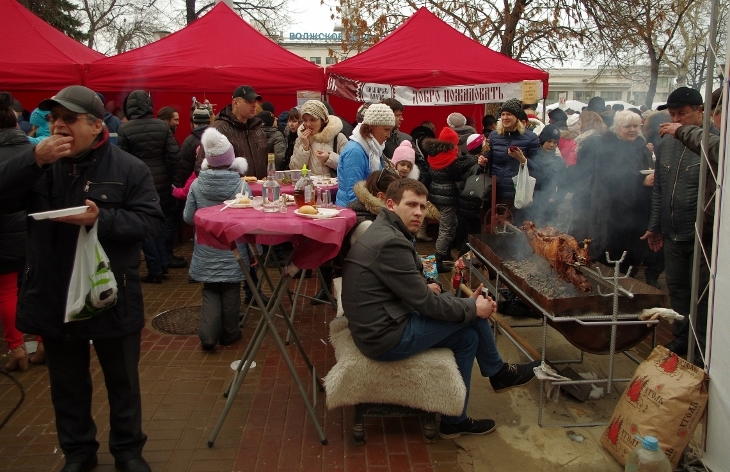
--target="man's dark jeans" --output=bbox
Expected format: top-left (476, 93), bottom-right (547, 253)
top-left (664, 238), bottom-right (709, 352)
top-left (376, 312), bottom-right (504, 424)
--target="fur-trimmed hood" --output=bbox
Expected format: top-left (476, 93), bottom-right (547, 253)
top-left (422, 127), bottom-right (459, 170)
top-left (353, 180), bottom-right (384, 216)
top-left (560, 128), bottom-right (579, 141)
top-left (298, 115), bottom-right (343, 144)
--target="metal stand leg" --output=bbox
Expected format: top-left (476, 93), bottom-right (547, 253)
top-left (208, 248), bottom-right (328, 447)
top-left (284, 267), bottom-right (335, 344)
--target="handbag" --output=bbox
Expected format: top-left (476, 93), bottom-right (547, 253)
top-left (461, 172), bottom-right (491, 203)
top-left (65, 221), bottom-right (118, 322)
top-left (512, 163), bottom-right (536, 209)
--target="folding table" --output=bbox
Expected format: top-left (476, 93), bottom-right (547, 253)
top-left (193, 204), bottom-right (356, 446)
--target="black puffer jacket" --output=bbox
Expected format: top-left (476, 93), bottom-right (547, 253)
top-left (118, 90), bottom-right (180, 212)
top-left (0, 131), bottom-right (165, 340)
top-left (178, 125), bottom-right (207, 182)
top-left (383, 129), bottom-right (413, 159)
top-left (648, 126), bottom-right (719, 244)
top-left (0, 129), bottom-right (32, 275)
top-left (422, 128), bottom-right (478, 207)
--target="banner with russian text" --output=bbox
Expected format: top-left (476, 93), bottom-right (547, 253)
top-left (327, 74), bottom-right (543, 106)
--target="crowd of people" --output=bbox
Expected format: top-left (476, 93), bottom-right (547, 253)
top-left (0, 82), bottom-right (723, 468)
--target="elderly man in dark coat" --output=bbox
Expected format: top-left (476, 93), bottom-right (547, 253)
top-left (0, 86), bottom-right (164, 472)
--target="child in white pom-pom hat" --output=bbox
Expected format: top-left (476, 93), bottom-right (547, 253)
top-left (183, 127), bottom-right (255, 351)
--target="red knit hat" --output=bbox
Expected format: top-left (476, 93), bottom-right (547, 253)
top-left (424, 127), bottom-right (459, 170)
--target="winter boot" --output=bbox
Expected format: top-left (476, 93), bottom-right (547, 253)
top-left (4, 344), bottom-right (28, 372)
top-left (435, 253), bottom-right (454, 274)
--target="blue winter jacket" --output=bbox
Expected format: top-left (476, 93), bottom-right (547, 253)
top-left (486, 129), bottom-right (541, 199)
top-left (336, 140), bottom-right (375, 206)
top-left (183, 170), bottom-right (252, 283)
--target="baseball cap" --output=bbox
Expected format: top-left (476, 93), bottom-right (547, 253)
top-left (232, 85), bottom-right (262, 101)
top-left (39, 85), bottom-right (104, 119)
top-left (657, 87), bottom-right (703, 110)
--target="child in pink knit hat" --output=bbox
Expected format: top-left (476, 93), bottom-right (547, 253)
top-left (390, 140), bottom-right (419, 179)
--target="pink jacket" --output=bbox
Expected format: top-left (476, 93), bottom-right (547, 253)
top-left (173, 172), bottom-right (196, 200)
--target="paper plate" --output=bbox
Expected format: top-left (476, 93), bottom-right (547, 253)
top-left (640, 169), bottom-right (654, 175)
top-left (223, 199), bottom-right (253, 208)
top-left (294, 208), bottom-right (340, 219)
top-left (29, 205), bottom-right (89, 220)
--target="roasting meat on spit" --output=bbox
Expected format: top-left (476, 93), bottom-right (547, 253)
top-left (522, 221), bottom-right (593, 292)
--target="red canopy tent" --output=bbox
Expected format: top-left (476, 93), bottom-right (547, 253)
top-left (1, 0), bottom-right (104, 110)
top-left (84, 3), bottom-right (324, 134)
top-left (325, 8), bottom-right (549, 134)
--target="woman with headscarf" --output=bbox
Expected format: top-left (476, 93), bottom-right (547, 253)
top-left (335, 104), bottom-right (395, 206)
top-left (289, 100), bottom-right (348, 176)
top-left (485, 98), bottom-right (541, 225)
top-left (588, 111), bottom-right (653, 274)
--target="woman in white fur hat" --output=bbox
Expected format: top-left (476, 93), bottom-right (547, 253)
top-left (289, 100), bottom-right (348, 177)
top-left (183, 127), bottom-right (252, 351)
top-left (335, 103), bottom-right (396, 206)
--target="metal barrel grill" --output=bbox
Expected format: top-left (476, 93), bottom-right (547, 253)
top-left (468, 233), bottom-right (669, 355)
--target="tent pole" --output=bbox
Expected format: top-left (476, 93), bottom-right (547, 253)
top-left (687, 0), bottom-right (719, 367)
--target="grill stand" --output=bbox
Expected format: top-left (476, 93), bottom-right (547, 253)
top-left (466, 242), bottom-right (660, 428)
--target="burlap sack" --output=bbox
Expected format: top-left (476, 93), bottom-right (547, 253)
top-left (601, 345), bottom-right (708, 468)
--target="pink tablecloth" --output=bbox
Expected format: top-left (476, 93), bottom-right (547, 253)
top-left (194, 205), bottom-right (356, 269)
top-left (247, 181), bottom-right (338, 197)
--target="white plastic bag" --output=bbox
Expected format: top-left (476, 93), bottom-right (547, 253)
top-left (65, 222), bottom-right (118, 322)
top-left (512, 163), bottom-right (536, 209)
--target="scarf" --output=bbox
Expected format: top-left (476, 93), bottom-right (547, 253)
top-left (350, 123), bottom-right (385, 172)
top-left (0, 128), bottom-right (30, 147)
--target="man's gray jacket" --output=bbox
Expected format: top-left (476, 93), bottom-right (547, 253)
top-left (342, 208), bottom-right (477, 358)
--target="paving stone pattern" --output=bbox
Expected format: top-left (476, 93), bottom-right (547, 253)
top-left (0, 237), bottom-right (672, 472)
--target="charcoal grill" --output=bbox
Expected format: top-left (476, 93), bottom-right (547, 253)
top-left (468, 233), bottom-right (668, 354)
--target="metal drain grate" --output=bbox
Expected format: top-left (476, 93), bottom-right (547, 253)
top-left (151, 305), bottom-right (201, 335)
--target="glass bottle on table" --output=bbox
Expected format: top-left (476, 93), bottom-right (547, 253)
top-left (294, 164), bottom-right (316, 208)
top-left (262, 153), bottom-right (280, 212)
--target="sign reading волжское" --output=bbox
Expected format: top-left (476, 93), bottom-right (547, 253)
top-left (327, 74), bottom-right (543, 106)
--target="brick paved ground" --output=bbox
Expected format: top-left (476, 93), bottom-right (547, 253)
top-left (0, 236), bottom-right (673, 472)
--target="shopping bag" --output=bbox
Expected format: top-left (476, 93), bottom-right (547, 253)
top-left (600, 346), bottom-right (708, 468)
top-left (512, 163), bottom-right (536, 209)
top-left (65, 222), bottom-right (118, 322)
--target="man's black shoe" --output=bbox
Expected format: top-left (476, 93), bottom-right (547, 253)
top-left (141, 273), bottom-right (162, 284)
top-left (115, 457), bottom-right (151, 472)
top-left (310, 289), bottom-right (330, 305)
top-left (665, 337), bottom-right (688, 356)
top-left (439, 417), bottom-right (496, 439)
top-left (489, 360), bottom-right (541, 393)
top-left (220, 331), bottom-right (243, 345)
top-left (167, 257), bottom-right (187, 269)
top-left (60, 455), bottom-right (98, 472)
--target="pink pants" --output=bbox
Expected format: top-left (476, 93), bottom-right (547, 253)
top-left (0, 272), bottom-right (24, 350)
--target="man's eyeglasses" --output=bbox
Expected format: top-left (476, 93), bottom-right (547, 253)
top-left (45, 112), bottom-right (86, 124)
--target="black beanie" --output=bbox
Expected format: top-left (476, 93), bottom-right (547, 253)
top-left (539, 124), bottom-right (561, 144)
top-left (256, 111), bottom-right (275, 127)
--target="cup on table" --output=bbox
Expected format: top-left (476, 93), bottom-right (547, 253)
top-left (321, 188), bottom-right (331, 208)
top-left (290, 169), bottom-right (302, 183)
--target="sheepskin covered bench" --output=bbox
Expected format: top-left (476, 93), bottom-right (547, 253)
top-left (324, 295), bottom-right (466, 445)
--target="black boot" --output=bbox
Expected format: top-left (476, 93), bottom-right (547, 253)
top-left (141, 273), bottom-right (162, 284)
top-left (435, 254), bottom-right (453, 274)
top-left (311, 266), bottom-right (334, 305)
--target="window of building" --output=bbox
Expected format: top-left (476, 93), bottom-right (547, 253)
top-left (631, 92), bottom-right (648, 104)
top-left (546, 91), bottom-right (568, 105)
top-left (310, 57), bottom-right (321, 65)
top-left (573, 91), bottom-right (595, 102)
top-left (325, 57), bottom-right (336, 65)
top-left (600, 91), bottom-right (622, 101)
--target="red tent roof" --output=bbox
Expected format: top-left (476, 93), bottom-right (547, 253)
top-left (327, 8), bottom-right (548, 93)
top-left (1, 0), bottom-right (104, 90)
top-left (85, 3), bottom-right (324, 94)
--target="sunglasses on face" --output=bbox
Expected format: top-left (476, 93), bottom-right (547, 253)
top-left (45, 112), bottom-right (86, 124)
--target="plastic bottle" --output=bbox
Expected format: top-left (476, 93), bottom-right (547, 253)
top-left (625, 435), bottom-right (672, 472)
top-left (262, 153), bottom-right (280, 212)
top-left (293, 164), bottom-right (316, 208)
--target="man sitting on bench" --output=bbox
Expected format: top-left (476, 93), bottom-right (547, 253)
top-left (342, 178), bottom-right (540, 439)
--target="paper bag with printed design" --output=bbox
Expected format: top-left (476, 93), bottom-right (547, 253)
top-left (600, 346), bottom-right (707, 468)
